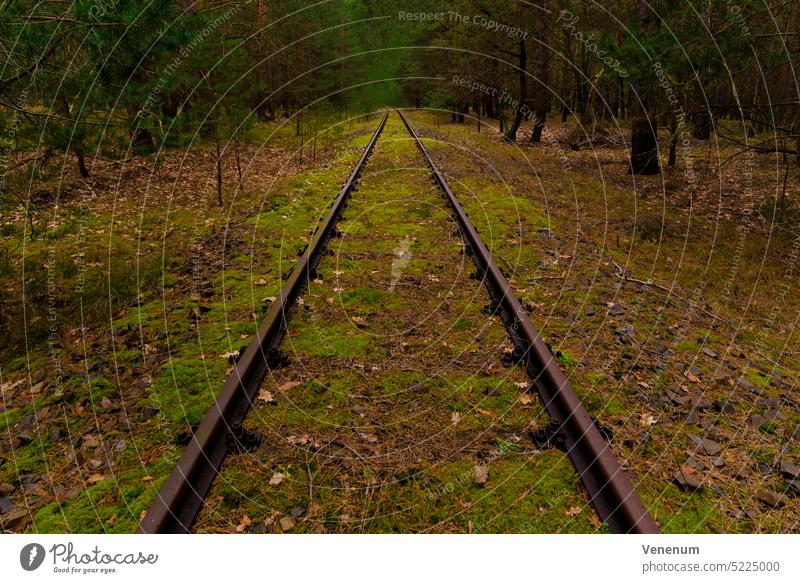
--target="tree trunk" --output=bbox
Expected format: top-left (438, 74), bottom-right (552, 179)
top-left (629, 1), bottom-right (660, 175)
top-left (530, 2), bottom-right (550, 143)
top-left (692, 110), bottom-right (711, 139)
top-left (76, 148), bottom-right (90, 178)
top-left (126, 104), bottom-right (153, 151)
top-left (504, 39), bottom-right (527, 142)
top-left (214, 128), bottom-right (223, 207)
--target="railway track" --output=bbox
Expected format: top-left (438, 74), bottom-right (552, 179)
top-left (138, 110), bottom-right (658, 534)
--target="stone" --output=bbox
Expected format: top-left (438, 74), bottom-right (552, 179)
top-left (0, 508), bottom-right (27, 529)
top-left (750, 415), bottom-right (767, 428)
top-left (279, 516), bottom-right (296, 531)
top-left (712, 400), bottom-right (735, 414)
top-left (756, 489), bottom-right (784, 508)
top-left (614, 324), bottom-right (635, 342)
top-left (702, 347), bottom-right (718, 358)
top-left (409, 383), bottom-right (428, 394)
top-left (700, 438), bottom-right (721, 456)
top-left (692, 399), bottom-right (712, 411)
top-left (484, 387), bottom-right (501, 397)
top-left (674, 466), bottom-right (703, 491)
top-left (714, 369), bottom-right (732, 381)
top-left (0, 497), bottom-right (13, 514)
top-left (585, 307), bottom-right (595, 316)
top-left (764, 409), bottom-right (786, 421)
top-left (350, 405), bottom-right (366, 416)
top-left (737, 378), bottom-right (757, 393)
top-left (608, 304), bottom-right (624, 316)
top-left (779, 460), bottom-right (799, 479)
top-left (786, 479), bottom-right (800, 496)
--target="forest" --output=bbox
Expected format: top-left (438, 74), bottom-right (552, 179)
top-left (1, 1), bottom-right (799, 536)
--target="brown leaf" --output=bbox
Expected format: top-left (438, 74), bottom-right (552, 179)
top-left (269, 472), bottom-right (285, 486)
top-left (257, 390), bottom-right (274, 403)
top-left (235, 515), bottom-right (252, 532)
top-left (87, 474), bottom-right (105, 485)
top-left (473, 465), bottom-right (489, 486)
top-left (565, 506), bottom-right (583, 517)
top-left (278, 380), bottom-right (301, 391)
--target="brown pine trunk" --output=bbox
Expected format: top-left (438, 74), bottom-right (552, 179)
top-left (531, 2), bottom-right (550, 143)
top-left (629, 1), bottom-right (660, 175)
top-left (504, 39), bottom-right (527, 142)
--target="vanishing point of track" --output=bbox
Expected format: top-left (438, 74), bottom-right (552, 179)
top-left (138, 110), bottom-right (659, 534)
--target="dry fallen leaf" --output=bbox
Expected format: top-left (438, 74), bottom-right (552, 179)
top-left (639, 413), bottom-right (658, 426)
top-left (87, 474), bottom-right (105, 485)
top-left (473, 465), bottom-right (489, 486)
top-left (257, 390), bottom-right (274, 403)
top-left (565, 506), bottom-right (583, 517)
top-left (235, 515), bottom-right (252, 532)
top-left (269, 472), bottom-right (285, 486)
top-left (519, 394), bottom-right (534, 405)
top-left (451, 411), bottom-right (461, 424)
top-left (684, 370), bottom-right (701, 383)
top-left (278, 380), bottom-right (301, 391)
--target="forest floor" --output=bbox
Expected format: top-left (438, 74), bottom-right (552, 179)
top-left (1, 109), bottom-right (798, 533)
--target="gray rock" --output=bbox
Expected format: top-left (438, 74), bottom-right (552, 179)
top-left (756, 462), bottom-right (772, 475)
top-left (409, 383), bottom-right (428, 394)
top-left (702, 439), bottom-right (721, 456)
top-left (737, 378), bottom-right (757, 393)
top-left (702, 347), bottom-right (718, 358)
top-left (750, 415), bottom-right (767, 428)
top-left (674, 466), bottom-right (703, 491)
top-left (714, 369), bottom-right (732, 381)
top-left (779, 460), bottom-right (799, 479)
top-left (756, 489), bottom-right (784, 508)
top-left (764, 409), bottom-right (786, 421)
top-left (350, 405), bottom-right (366, 415)
top-left (0, 497), bottom-right (13, 514)
top-left (0, 483), bottom-right (14, 497)
top-left (0, 508), bottom-right (26, 529)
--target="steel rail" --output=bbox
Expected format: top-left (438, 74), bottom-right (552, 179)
top-left (396, 109), bottom-right (659, 534)
top-left (137, 112), bottom-right (389, 533)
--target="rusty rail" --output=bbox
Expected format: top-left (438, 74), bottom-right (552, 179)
top-left (396, 109), bottom-right (658, 534)
top-left (137, 112), bottom-right (388, 533)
